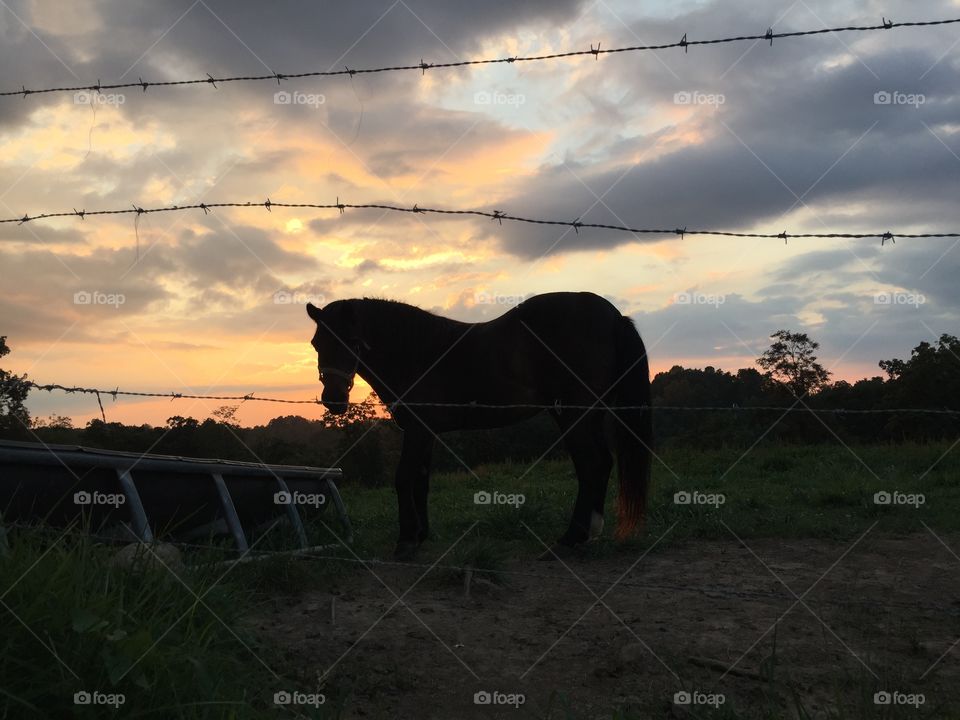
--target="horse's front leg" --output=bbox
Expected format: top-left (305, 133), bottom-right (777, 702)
top-left (413, 436), bottom-right (435, 543)
top-left (394, 430), bottom-right (433, 560)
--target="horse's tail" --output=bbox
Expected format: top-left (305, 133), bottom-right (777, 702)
top-left (612, 316), bottom-right (653, 541)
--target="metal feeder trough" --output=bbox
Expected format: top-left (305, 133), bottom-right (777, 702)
top-left (0, 439), bottom-right (353, 552)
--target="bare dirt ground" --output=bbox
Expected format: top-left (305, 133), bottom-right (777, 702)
top-left (253, 533), bottom-right (960, 719)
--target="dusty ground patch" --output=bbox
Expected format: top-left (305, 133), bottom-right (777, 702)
top-left (252, 532), bottom-right (960, 718)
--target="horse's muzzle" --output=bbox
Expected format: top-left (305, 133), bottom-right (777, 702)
top-left (323, 399), bottom-right (349, 415)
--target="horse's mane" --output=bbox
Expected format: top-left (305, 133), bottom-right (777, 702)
top-left (353, 297), bottom-right (468, 348)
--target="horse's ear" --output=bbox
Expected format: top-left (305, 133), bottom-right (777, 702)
top-left (306, 302), bottom-right (323, 323)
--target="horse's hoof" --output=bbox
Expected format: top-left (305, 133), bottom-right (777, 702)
top-left (393, 541), bottom-right (420, 561)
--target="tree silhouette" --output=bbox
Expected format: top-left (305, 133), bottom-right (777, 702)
top-left (210, 404), bottom-right (240, 428)
top-left (757, 330), bottom-right (831, 398)
top-left (880, 334), bottom-right (960, 409)
top-left (0, 336), bottom-right (31, 436)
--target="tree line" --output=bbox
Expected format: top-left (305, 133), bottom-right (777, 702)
top-left (1, 332), bottom-right (958, 487)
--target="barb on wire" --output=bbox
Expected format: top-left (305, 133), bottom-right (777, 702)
top-left (23, 381), bottom-right (960, 416)
top-left (1, 199), bottom-right (958, 242)
top-left (2, 17), bottom-right (959, 99)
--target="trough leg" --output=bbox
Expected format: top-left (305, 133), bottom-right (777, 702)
top-left (324, 476), bottom-right (354, 545)
top-left (275, 476), bottom-right (309, 548)
top-left (116, 468), bottom-right (154, 543)
top-left (211, 473), bottom-right (249, 552)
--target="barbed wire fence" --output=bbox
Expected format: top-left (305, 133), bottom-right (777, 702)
top-left (2, 16), bottom-right (959, 99)
top-left (22, 380), bottom-right (960, 424)
top-left (5, 16), bottom-right (960, 242)
top-left (2, 199), bottom-right (958, 244)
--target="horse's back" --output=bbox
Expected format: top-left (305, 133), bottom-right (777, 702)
top-left (479, 292), bottom-right (629, 399)
top-left (515, 291), bottom-right (620, 317)
top-left (505, 291), bottom-right (623, 337)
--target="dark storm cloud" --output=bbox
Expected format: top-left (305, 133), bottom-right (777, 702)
top-left (480, 41), bottom-right (960, 258)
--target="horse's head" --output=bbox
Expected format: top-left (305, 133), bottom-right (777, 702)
top-left (306, 300), bottom-right (365, 414)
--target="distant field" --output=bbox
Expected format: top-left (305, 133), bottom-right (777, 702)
top-left (305, 441), bottom-right (960, 563)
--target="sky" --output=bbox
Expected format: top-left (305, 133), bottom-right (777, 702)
top-left (1, 0), bottom-right (959, 428)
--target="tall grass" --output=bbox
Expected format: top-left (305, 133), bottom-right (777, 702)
top-left (0, 530), bottom-right (318, 719)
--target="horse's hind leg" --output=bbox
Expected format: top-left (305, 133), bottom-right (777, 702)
top-left (555, 412), bottom-right (613, 549)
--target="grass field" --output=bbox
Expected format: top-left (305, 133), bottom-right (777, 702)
top-left (307, 440), bottom-right (960, 563)
top-left (2, 441), bottom-right (959, 718)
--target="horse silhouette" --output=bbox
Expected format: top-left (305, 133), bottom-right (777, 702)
top-left (306, 291), bottom-right (652, 560)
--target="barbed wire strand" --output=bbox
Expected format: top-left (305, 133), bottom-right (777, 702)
top-left (6, 521), bottom-right (959, 616)
top-left (3, 17), bottom-right (959, 99)
top-left (23, 381), bottom-right (960, 416)
top-left (1, 200), bottom-right (955, 243)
